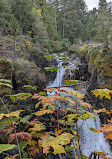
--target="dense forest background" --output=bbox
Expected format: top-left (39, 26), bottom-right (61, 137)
top-left (0, 0), bottom-right (112, 52)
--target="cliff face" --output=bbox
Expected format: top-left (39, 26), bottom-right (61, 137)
top-left (65, 43), bottom-right (112, 111)
top-left (68, 43), bottom-right (112, 91)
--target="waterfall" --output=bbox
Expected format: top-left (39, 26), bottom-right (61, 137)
top-left (47, 54), bottom-right (111, 157)
top-left (47, 56), bottom-right (66, 88)
top-left (76, 118), bottom-right (111, 157)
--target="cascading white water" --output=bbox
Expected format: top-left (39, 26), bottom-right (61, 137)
top-left (47, 56), bottom-right (66, 88)
top-left (47, 55), bottom-right (111, 157)
top-left (77, 118), bottom-right (111, 157)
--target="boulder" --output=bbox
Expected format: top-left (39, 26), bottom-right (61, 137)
top-left (13, 58), bottom-right (46, 91)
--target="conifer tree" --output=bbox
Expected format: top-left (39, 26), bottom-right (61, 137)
top-left (94, 0), bottom-right (112, 48)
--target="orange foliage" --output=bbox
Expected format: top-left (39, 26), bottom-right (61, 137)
top-left (78, 99), bottom-right (92, 108)
top-left (38, 132), bottom-right (74, 155)
top-left (33, 108), bottom-right (54, 116)
top-left (26, 119), bottom-right (43, 125)
top-left (8, 132), bottom-right (32, 143)
top-left (32, 94), bottom-right (63, 105)
top-left (94, 108), bottom-right (110, 114)
top-left (54, 128), bottom-right (63, 137)
top-left (29, 146), bottom-right (39, 157)
top-left (101, 121), bottom-right (112, 139)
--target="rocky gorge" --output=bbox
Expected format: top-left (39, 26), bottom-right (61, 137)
top-left (0, 36), bottom-right (112, 109)
top-left (0, 35), bottom-right (112, 154)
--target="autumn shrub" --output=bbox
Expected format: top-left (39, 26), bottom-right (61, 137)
top-left (0, 79), bottom-right (112, 158)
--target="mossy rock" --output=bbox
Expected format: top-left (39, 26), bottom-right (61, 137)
top-left (0, 59), bottom-right (13, 96)
top-left (0, 59), bottom-right (13, 79)
top-left (14, 58), bottom-right (46, 90)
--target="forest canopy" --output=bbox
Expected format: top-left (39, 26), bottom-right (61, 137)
top-left (0, 0), bottom-right (112, 51)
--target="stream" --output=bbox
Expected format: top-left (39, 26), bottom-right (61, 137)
top-left (46, 55), bottom-right (111, 158)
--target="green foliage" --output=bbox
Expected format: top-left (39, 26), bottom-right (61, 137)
top-left (0, 0), bottom-right (112, 49)
top-left (44, 54), bottom-right (55, 60)
top-left (91, 88), bottom-right (112, 100)
top-left (93, 1), bottom-right (112, 44)
top-left (89, 127), bottom-right (100, 133)
top-left (0, 79), bottom-right (11, 84)
top-left (65, 80), bottom-right (78, 86)
top-left (0, 82), bottom-right (12, 88)
top-left (23, 85), bottom-right (38, 91)
top-left (62, 38), bottom-right (71, 51)
top-left (6, 93), bottom-right (32, 102)
top-left (0, 84), bottom-right (112, 158)
top-left (0, 144), bottom-right (16, 153)
top-left (29, 124), bottom-right (46, 131)
top-left (0, 110), bottom-right (24, 120)
top-left (0, 0), bottom-right (22, 35)
top-left (45, 66), bottom-right (58, 73)
top-left (19, 115), bottom-right (32, 124)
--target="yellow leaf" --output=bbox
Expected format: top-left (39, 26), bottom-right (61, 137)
top-left (65, 97), bottom-right (76, 104)
top-left (35, 101), bottom-right (41, 109)
top-left (55, 133), bottom-right (74, 145)
top-left (92, 89), bottom-right (112, 100)
top-left (70, 128), bottom-right (77, 135)
top-left (52, 144), bottom-right (66, 155)
top-left (8, 110), bottom-right (24, 118)
top-left (94, 108), bottom-right (110, 114)
top-left (71, 91), bottom-right (84, 98)
top-left (94, 129), bottom-right (100, 133)
top-left (89, 127), bottom-right (100, 133)
top-left (29, 124), bottom-right (46, 131)
top-left (78, 112), bottom-right (97, 120)
top-left (0, 110), bottom-right (24, 120)
top-left (67, 114), bottom-right (77, 121)
top-left (0, 113), bottom-right (4, 120)
top-left (38, 132), bottom-right (74, 155)
top-left (33, 109), bottom-right (53, 116)
top-left (36, 9), bottom-right (42, 17)
top-left (43, 145), bottom-right (50, 155)
top-left (54, 128), bottom-right (63, 137)
top-left (27, 140), bottom-right (37, 146)
top-left (76, 141), bottom-right (79, 146)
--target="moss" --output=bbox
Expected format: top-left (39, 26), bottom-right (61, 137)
top-left (68, 43), bottom-right (111, 91)
top-left (0, 59), bottom-right (13, 79)
top-left (0, 36), bottom-right (14, 50)
top-left (14, 58), bottom-right (46, 90)
top-left (99, 56), bottom-right (112, 78)
top-left (0, 59), bottom-right (13, 96)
